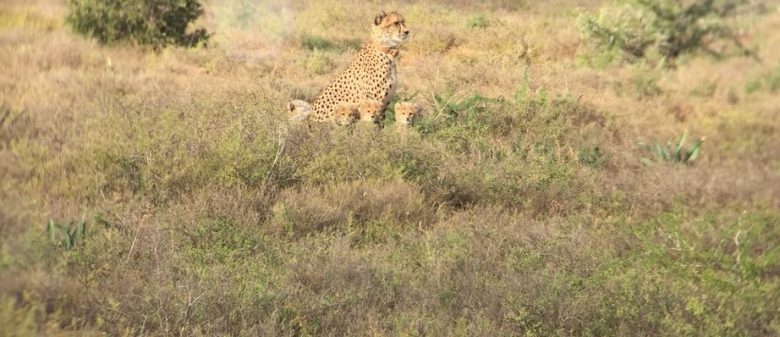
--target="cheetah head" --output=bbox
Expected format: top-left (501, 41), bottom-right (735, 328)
top-left (357, 100), bottom-right (383, 124)
top-left (371, 11), bottom-right (409, 49)
top-left (394, 102), bottom-right (420, 128)
top-left (334, 104), bottom-right (359, 126)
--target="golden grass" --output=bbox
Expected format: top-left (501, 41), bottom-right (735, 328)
top-left (1, 0), bottom-right (779, 336)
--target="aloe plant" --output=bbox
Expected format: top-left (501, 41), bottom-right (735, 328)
top-left (640, 131), bottom-right (704, 165)
top-left (47, 219), bottom-right (87, 250)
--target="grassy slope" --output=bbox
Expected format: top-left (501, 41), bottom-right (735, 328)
top-left (1, 0), bottom-right (779, 336)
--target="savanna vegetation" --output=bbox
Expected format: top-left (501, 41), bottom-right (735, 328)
top-left (1, 0), bottom-right (778, 336)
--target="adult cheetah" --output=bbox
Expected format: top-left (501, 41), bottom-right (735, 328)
top-left (294, 11), bottom-right (410, 124)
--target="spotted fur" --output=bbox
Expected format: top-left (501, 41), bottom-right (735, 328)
top-left (305, 11), bottom-right (409, 123)
top-left (357, 100), bottom-right (383, 125)
top-left (333, 103), bottom-right (359, 126)
top-left (394, 102), bottom-right (420, 128)
top-left (287, 99), bottom-right (312, 122)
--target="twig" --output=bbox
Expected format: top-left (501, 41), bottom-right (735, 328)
top-left (126, 224), bottom-right (141, 264)
top-left (733, 229), bottom-right (741, 263)
top-left (261, 132), bottom-right (288, 196)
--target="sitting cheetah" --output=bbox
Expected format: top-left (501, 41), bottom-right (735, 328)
top-left (394, 102), bottom-right (420, 128)
top-left (290, 11), bottom-right (409, 124)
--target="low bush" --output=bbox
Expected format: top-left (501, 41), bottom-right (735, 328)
top-left (66, 0), bottom-right (209, 47)
top-left (579, 0), bottom-right (754, 66)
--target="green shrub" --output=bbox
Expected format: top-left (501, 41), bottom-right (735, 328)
top-left (579, 0), bottom-right (754, 66)
top-left (300, 33), bottom-right (338, 51)
top-left (304, 50), bottom-right (334, 75)
top-left (406, 88), bottom-right (606, 213)
top-left (466, 15), bottom-right (490, 29)
top-left (66, 0), bottom-right (209, 47)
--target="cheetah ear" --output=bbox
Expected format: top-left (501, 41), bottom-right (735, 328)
top-left (374, 11), bottom-right (387, 26)
top-left (287, 102), bottom-right (295, 112)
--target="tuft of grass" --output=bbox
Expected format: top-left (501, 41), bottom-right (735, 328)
top-left (745, 78), bottom-right (763, 94)
top-left (300, 33), bottom-right (338, 51)
top-left (579, 145), bottom-right (607, 167)
top-left (640, 131), bottom-right (704, 165)
top-left (268, 179), bottom-right (432, 242)
top-left (746, 63), bottom-right (780, 94)
top-left (304, 49), bottom-right (334, 75)
top-left (46, 218), bottom-right (87, 250)
top-left (299, 33), bottom-right (362, 52)
top-left (690, 79), bottom-right (718, 97)
top-left (769, 65), bottom-right (780, 92)
top-left (0, 9), bottom-right (60, 30)
top-left (466, 15), bottom-right (490, 29)
top-left (631, 72), bottom-right (663, 99)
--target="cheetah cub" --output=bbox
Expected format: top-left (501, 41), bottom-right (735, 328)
top-left (394, 102), bottom-right (420, 129)
top-left (357, 100), bottom-right (384, 126)
top-left (287, 100), bottom-right (358, 127)
top-left (287, 100), bottom-right (312, 122)
top-left (333, 104), bottom-right (359, 126)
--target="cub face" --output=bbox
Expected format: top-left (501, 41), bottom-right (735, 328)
top-left (357, 100), bottom-right (384, 124)
top-left (334, 104), bottom-right (359, 126)
top-left (371, 11), bottom-right (410, 48)
top-left (394, 102), bottom-right (420, 127)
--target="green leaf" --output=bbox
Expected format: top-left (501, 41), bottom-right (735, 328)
top-left (686, 138), bottom-right (704, 162)
top-left (674, 131), bottom-right (687, 162)
top-left (655, 142), bottom-right (669, 161)
top-left (60, 226), bottom-right (71, 249)
top-left (75, 220), bottom-right (86, 245)
top-left (47, 220), bottom-right (57, 242)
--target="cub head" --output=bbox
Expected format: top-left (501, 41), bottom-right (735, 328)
top-left (334, 104), bottom-right (359, 126)
top-left (371, 11), bottom-right (409, 48)
top-left (357, 100), bottom-right (384, 124)
top-left (394, 102), bottom-right (420, 128)
top-left (287, 100), bottom-right (312, 122)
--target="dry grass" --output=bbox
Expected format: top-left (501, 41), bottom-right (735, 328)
top-left (1, 0), bottom-right (779, 336)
